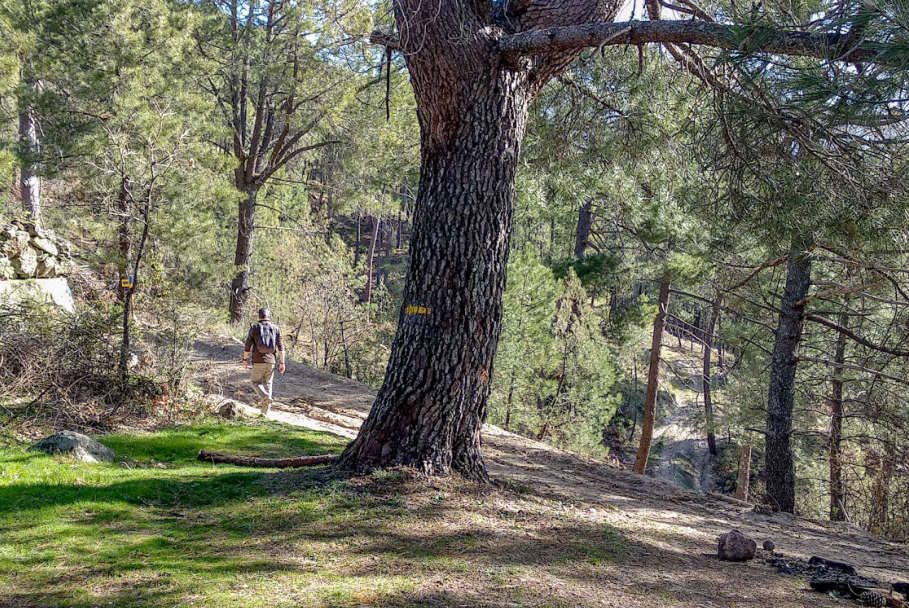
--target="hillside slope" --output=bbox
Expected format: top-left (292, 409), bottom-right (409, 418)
top-left (193, 337), bottom-right (909, 605)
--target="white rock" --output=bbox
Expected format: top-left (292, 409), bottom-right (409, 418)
top-left (31, 236), bottom-right (58, 257)
top-left (12, 246), bottom-right (38, 277)
top-left (0, 277), bottom-right (76, 313)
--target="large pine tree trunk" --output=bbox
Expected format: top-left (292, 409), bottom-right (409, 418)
top-left (828, 312), bottom-right (847, 521)
top-left (339, 75), bottom-right (531, 481)
top-left (703, 296), bottom-right (720, 456)
top-left (764, 244), bottom-right (812, 513)
top-left (633, 279), bottom-right (670, 474)
top-left (340, 0), bottom-right (619, 480)
top-left (229, 189), bottom-right (258, 324)
top-left (18, 73), bottom-right (41, 221)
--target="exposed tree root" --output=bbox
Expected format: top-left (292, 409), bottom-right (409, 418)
top-left (197, 450), bottom-right (339, 468)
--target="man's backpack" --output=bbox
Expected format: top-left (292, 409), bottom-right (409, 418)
top-left (254, 321), bottom-right (277, 355)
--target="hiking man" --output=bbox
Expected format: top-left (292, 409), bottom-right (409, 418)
top-left (242, 307), bottom-right (285, 415)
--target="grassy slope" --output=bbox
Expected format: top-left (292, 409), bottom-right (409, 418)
top-left (0, 421), bottom-right (629, 608)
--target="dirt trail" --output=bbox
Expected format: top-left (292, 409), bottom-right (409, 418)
top-left (192, 337), bottom-right (909, 600)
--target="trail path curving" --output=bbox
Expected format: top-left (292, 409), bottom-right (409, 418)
top-left (191, 336), bottom-right (909, 604)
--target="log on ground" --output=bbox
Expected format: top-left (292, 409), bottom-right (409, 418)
top-left (197, 450), bottom-right (339, 468)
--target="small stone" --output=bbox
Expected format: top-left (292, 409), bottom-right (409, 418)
top-left (30, 431), bottom-right (116, 463)
top-left (717, 529), bottom-right (757, 562)
top-left (763, 540), bottom-right (775, 551)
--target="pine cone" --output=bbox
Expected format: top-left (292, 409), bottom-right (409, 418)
top-left (858, 591), bottom-right (886, 607)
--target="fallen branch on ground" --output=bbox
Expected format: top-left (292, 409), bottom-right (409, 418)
top-left (197, 450), bottom-right (339, 468)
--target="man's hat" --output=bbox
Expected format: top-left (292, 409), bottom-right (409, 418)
top-left (258, 307), bottom-right (271, 320)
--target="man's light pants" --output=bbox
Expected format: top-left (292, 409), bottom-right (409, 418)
top-left (250, 362), bottom-right (275, 414)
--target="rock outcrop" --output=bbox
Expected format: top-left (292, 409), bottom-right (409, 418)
top-left (0, 221), bottom-right (75, 313)
top-left (0, 220), bottom-right (71, 280)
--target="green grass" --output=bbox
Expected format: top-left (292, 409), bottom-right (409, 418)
top-left (0, 421), bottom-right (370, 608)
top-left (0, 420), bottom-right (630, 608)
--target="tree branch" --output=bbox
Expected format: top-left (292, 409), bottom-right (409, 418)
top-left (498, 20), bottom-right (897, 65)
top-left (806, 314), bottom-right (909, 357)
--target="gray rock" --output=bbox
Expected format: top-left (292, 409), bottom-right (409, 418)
top-left (218, 401), bottom-right (239, 419)
top-left (717, 529), bottom-right (757, 562)
top-left (2, 230), bottom-right (30, 259)
top-left (0, 278), bottom-right (76, 313)
top-left (35, 254), bottom-right (57, 278)
top-left (763, 539), bottom-right (776, 551)
top-left (31, 431), bottom-right (116, 463)
top-left (12, 246), bottom-right (38, 277)
top-left (31, 236), bottom-right (58, 257)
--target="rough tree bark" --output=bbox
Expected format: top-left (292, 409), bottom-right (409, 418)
top-left (828, 312), bottom-right (848, 521)
top-left (765, 244), bottom-right (812, 513)
top-left (574, 200), bottom-right (593, 259)
top-left (229, 189), bottom-right (258, 323)
top-left (340, 0), bottom-right (621, 480)
top-left (633, 279), bottom-right (670, 474)
top-left (703, 295), bottom-right (720, 456)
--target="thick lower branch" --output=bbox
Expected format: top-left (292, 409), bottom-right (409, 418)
top-left (499, 20), bottom-right (893, 64)
top-left (197, 450), bottom-right (339, 468)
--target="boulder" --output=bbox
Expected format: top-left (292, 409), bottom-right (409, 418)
top-left (0, 278), bottom-right (76, 313)
top-left (11, 246), bottom-right (38, 277)
top-left (31, 431), bottom-right (116, 463)
top-left (31, 236), bottom-right (58, 257)
top-left (717, 529), bottom-right (757, 562)
top-left (763, 539), bottom-right (776, 551)
top-left (218, 401), bottom-right (239, 419)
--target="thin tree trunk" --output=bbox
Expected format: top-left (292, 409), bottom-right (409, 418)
top-left (116, 177), bottom-right (132, 302)
top-left (18, 72), bottom-right (41, 221)
top-left (868, 443), bottom-right (894, 535)
top-left (828, 311), bottom-right (848, 521)
top-left (633, 279), bottom-right (670, 474)
top-left (765, 243), bottom-right (812, 513)
top-left (703, 296), bottom-right (720, 456)
top-left (574, 200), bottom-right (592, 259)
top-left (354, 211), bottom-right (362, 268)
top-left (363, 215), bottom-right (380, 303)
top-left (119, 196), bottom-right (150, 384)
top-left (229, 189), bottom-right (258, 323)
top-left (735, 443), bottom-right (752, 501)
top-left (340, 321), bottom-right (352, 379)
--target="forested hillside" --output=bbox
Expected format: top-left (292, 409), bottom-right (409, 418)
top-left (1, 0), bottom-right (908, 605)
